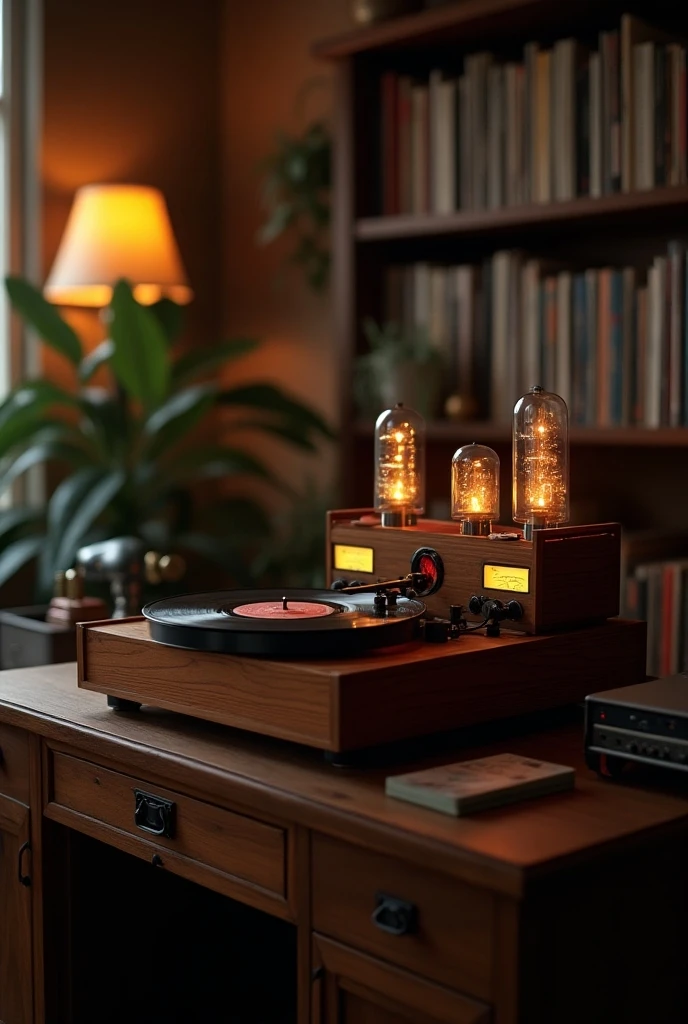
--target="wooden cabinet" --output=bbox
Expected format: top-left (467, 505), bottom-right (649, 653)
top-left (312, 935), bottom-right (491, 1024)
top-left (0, 794), bottom-right (32, 1024)
top-left (45, 750), bottom-right (289, 919)
top-left (0, 723), bottom-right (34, 1024)
top-left (312, 834), bottom-right (493, 999)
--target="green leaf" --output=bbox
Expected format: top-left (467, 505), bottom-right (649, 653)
top-left (0, 506), bottom-right (43, 542)
top-left (109, 280), bottom-right (170, 411)
top-left (79, 388), bottom-right (130, 461)
top-left (167, 445), bottom-right (276, 484)
top-left (171, 339), bottom-right (259, 389)
top-left (0, 382), bottom-right (81, 462)
top-left (5, 277), bottom-right (83, 365)
top-left (0, 439), bottom-right (90, 496)
top-left (149, 298), bottom-right (184, 344)
top-left (51, 469), bottom-right (126, 572)
top-left (142, 384), bottom-right (216, 458)
top-left (233, 419), bottom-right (318, 452)
top-left (217, 383), bottom-right (335, 439)
top-left (41, 467), bottom-right (106, 591)
top-left (0, 535), bottom-right (43, 589)
top-left (258, 203), bottom-right (294, 245)
top-left (79, 339), bottom-right (115, 382)
top-left (0, 379), bottom-right (80, 426)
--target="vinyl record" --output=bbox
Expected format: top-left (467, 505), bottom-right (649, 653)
top-left (142, 589), bottom-right (425, 657)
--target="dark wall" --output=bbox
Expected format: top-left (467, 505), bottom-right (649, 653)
top-left (42, 0), bottom-right (224, 346)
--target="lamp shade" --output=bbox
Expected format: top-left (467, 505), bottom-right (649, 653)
top-left (44, 184), bottom-right (193, 307)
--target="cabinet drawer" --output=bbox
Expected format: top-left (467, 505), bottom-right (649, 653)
top-left (0, 721), bottom-right (30, 803)
top-left (312, 834), bottom-right (494, 999)
top-left (49, 753), bottom-right (286, 899)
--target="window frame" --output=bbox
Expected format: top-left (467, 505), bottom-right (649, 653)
top-left (1, 0), bottom-right (42, 504)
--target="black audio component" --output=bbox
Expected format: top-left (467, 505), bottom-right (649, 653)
top-left (585, 675), bottom-right (688, 777)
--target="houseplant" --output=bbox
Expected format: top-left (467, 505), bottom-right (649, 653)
top-left (0, 277), bottom-right (334, 596)
top-left (258, 120), bottom-right (331, 292)
top-left (354, 317), bottom-right (446, 420)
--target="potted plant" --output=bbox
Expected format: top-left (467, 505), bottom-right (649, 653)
top-left (258, 120), bottom-right (331, 292)
top-left (0, 277), bottom-right (334, 596)
top-left (354, 318), bottom-right (446, 420)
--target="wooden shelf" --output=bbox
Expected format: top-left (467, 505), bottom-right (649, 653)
top-left (314, 0), bottom-right (618, 59)
top-left (355, 422), bottom-right (688, 446)
top-left (355, 185), bottom-right (688, 243)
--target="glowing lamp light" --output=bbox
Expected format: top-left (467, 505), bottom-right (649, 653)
top-left (451, 443), bottom-right (500, 535)
top-left (44, 184), bottom-right (193, 308)
top-left (374, 403), bottom-right (425, 527)
top-left (513, 385), bottom-right (569, 540)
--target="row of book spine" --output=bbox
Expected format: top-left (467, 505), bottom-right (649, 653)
top-left (380, 13), bottom-right (687, 216)
top-left (385, 241), bottom-right (688, 427)
top-left (624, 559), bottom-right (688, 677)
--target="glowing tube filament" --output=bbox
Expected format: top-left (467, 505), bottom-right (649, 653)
top-left (374, 404), bottom-right (426, 527)
top-left (513, 386), bottom-right (569, 539)
top-left (451, 443), bottom-right (500, 535)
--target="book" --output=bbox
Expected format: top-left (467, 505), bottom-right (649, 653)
top-left (589, 52), bottom-right (602, 197)
top-left (397, 76), bottom-right (413, 214)
top-left (386, 238), bottom-right (688, 429)
top-left (381, 71), bottom-right (399, 215)
top-left (411, 83), bottom-right (429, 213)
top-left (621, 14), bottom-right (675, 192)
top-left (385, 753), bottom-right (575, 816)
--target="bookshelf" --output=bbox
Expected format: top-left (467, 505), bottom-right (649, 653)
top-left (355, 184), bottom-right (688, 242)
top-left (355, 421), bottom-right (688, 446)
top-left (318, 0), bottom-right (688, 544)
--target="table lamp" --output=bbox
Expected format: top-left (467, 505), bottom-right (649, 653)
top-left (44, 184), bottom-right (193, 307)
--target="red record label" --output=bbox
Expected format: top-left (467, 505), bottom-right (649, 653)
top-left (233, 601), bottom-right (336, 620)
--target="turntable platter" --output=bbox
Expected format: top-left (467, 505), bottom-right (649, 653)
top-left (142, 589), bottom-right (426, 657)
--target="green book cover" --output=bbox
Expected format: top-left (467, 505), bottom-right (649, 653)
top-left (385, 753), bottom-right (575, 816)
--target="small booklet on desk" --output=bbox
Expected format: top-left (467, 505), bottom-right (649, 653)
top-left (385, 753), bottom-right (575, 816)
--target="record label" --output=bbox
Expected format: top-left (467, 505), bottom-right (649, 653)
top-left (233, 601), bottom-right (335, 619)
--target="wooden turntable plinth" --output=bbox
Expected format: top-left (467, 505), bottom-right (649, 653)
top-left (77, 617), bottom-right (647, 754)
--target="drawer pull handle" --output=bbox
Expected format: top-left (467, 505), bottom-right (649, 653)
top-left (18, 841), bottom-right (31, 887)
top-left (372, 891), bottom-right (418, 936)
top-left (134, 789), bottom-right (175, 838)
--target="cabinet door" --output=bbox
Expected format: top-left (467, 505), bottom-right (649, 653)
top-left (312, 935), bottom-right (490, 1024)
top-left (0, 795), bottom-right (32, 1024)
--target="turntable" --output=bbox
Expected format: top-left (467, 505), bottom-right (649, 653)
top-left (76, 392), bottom-right (648, 759)
top-left (77, 570), bottom-right (645, 758)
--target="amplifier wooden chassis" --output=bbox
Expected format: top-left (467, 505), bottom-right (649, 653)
top-left (326, 510), bottom-right (621, 634)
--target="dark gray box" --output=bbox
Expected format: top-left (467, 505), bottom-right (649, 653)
top-left (0, 605), bottom-right (76, 669)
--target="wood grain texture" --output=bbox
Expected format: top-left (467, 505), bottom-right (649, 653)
top-left (29, 734), bottom-right (45, 1024)
top-left (329, 517), bottom-right (621, 632)
top-left (356, 420), bottom-right (688, 447)
top-left (0, 720), bottom-right (30, 804)
top-left (0, 794), bottom-right (32, 1024)
top-left (334, 620), bottom-right (646, 749)
top-left (79, 619), bottom-right (333, 747)
top-left (491, 899), bottom-right (519, 1024)
top-left (536, 525), bottom-right (621, 628)
top-left (354, 184), bottom-right (688, 241)
top-left (3, 663), bottom-right (688, 899)
top-left (77, 616), bottom-right (645, 753)
top-left (313, 935), bottom-right (491, 1024)
top-left (48, 751), bottom-right (286, 897)
top-left (312, 833), bottom-right (494, 999)
top-left (519, 837), bottom-right (688, 1023)
top-left (313, 0), bottom-right (612, 57)
top-left (292, 826), bottom-right (312, 1024)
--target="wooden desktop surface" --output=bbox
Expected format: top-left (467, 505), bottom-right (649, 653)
top-left (2, 661), bottom-right (688, 1024)
top-left (1, 662), bottom-right (687, 895)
